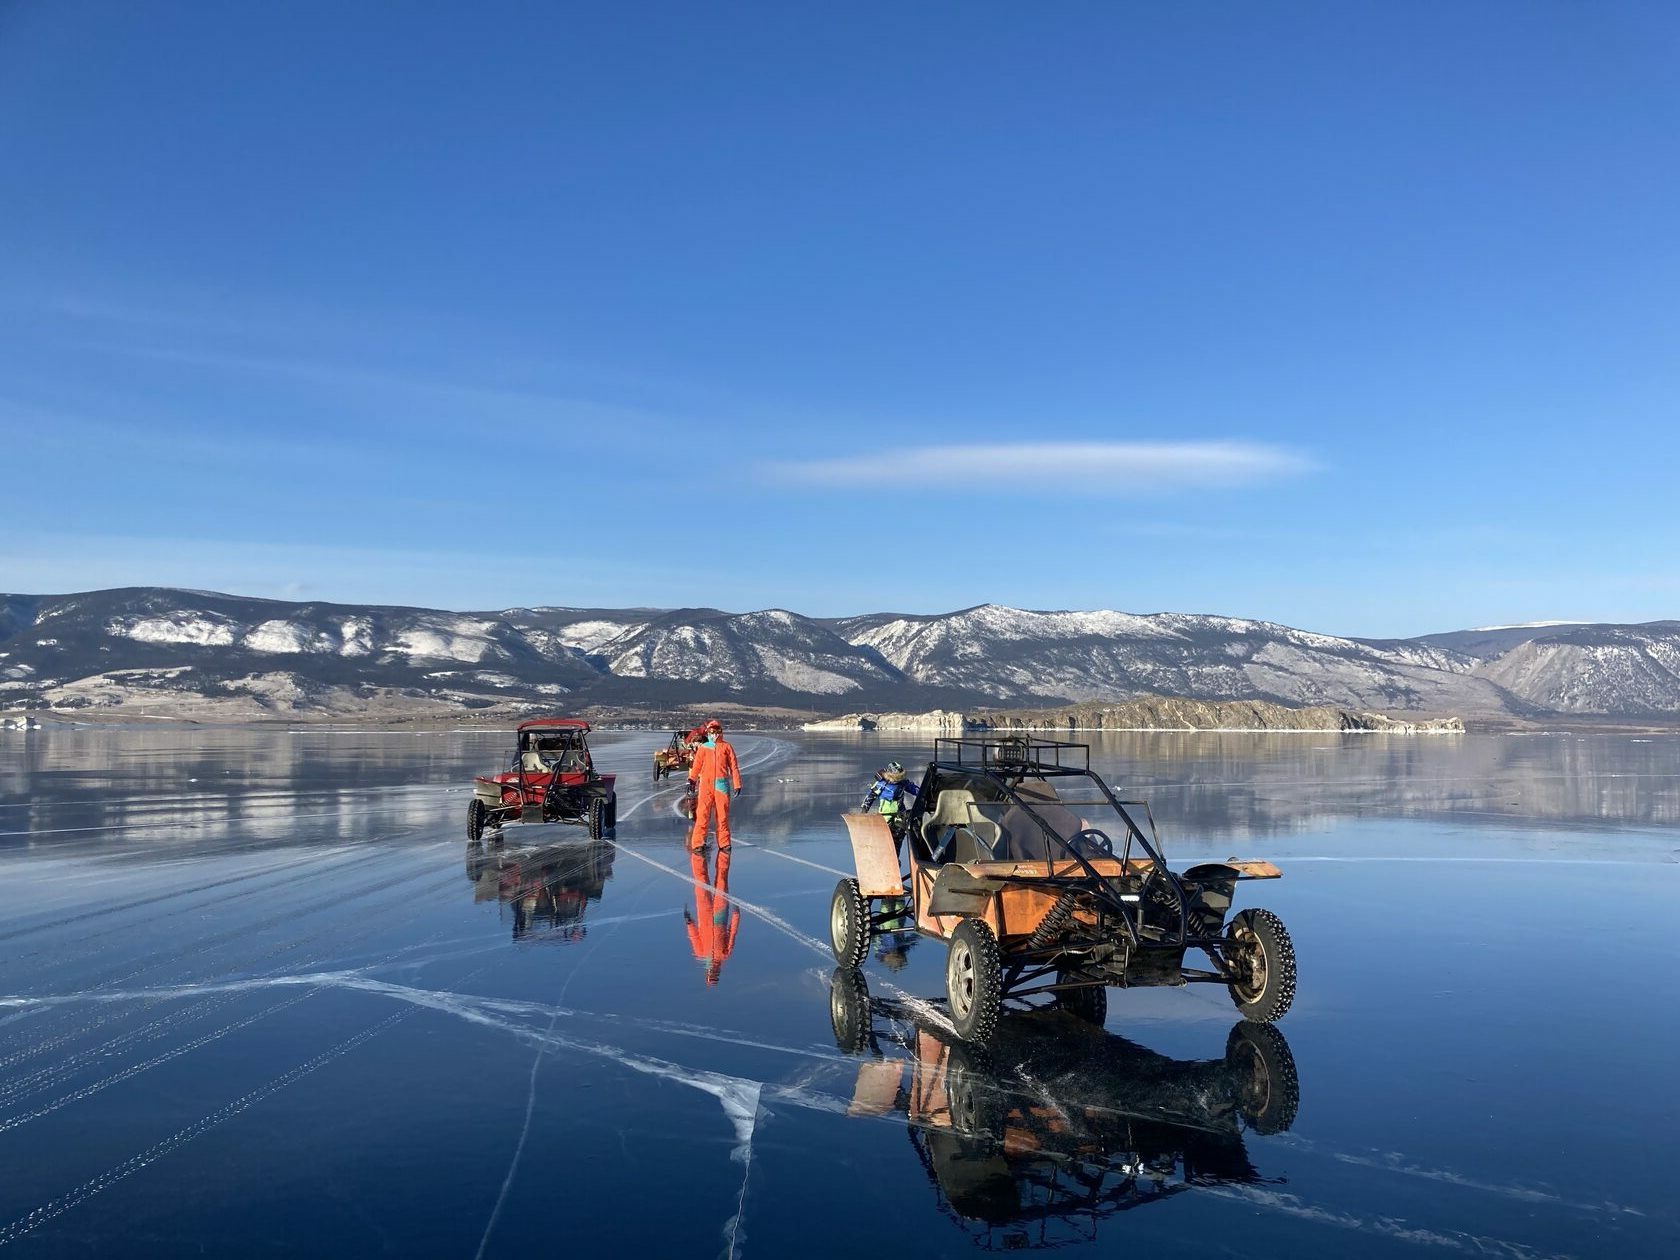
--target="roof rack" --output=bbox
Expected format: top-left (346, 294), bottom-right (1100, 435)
top-left (933, 735), bottom-right (1091, 774)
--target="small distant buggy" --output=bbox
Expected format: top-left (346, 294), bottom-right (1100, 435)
top-left (832, 736), bottom-right (1296, 1042)
top-left (653, 727), bottom-right (702, 782)
top-left (467, 718), bottom-right (618, 843)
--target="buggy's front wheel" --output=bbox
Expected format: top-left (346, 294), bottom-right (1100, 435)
top-left (1225, 908), bottom-right (1296, 1023)
top-left (587, 797), bottom-right (606, 840)
top-left (467, 798), bottom-right (487, 844)
top-left (830, 879), bottom-right (869, 969)
top-left (947, 918), bottom-right (1002, 1043)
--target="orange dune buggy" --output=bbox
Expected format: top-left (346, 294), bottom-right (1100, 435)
top-left (832, 736), bottom-right (1296, 1041)
top-left (653, 727), bottom-right (702, 782)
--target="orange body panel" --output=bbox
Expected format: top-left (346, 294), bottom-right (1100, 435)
top-left (911, 856), bottom-right (1155, 941)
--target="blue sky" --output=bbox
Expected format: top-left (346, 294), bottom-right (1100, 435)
top-left (2, 2), bottom-right (1676, 637)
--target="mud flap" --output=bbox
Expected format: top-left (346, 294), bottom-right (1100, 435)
top-left (841, 813), bottom-right (908, 898)
top-left (927, 866), bottom-right (1007, 918)
top-left (1181, 863), bottom-right (1240, 935)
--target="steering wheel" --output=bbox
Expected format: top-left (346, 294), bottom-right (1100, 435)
top-left (1068, 827), bottom-right (1114, 857)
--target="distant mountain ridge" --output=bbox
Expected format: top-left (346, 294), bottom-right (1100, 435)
top-left (1, 587), bottom-right (1677, 721)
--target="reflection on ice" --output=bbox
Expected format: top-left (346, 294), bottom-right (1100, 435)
top-left (684, 845), bottom-right (740, 985)
top-left (465, 841), bottom-right (617, 942)
top-left (830, 969), bottom-right (1298, 1249)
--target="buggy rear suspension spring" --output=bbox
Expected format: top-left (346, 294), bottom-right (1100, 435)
top-left (1026, 890), bottom-right (1081, 950)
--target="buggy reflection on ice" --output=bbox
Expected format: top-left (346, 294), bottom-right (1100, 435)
top-left (465, 840), bottom-right (617, 943)
top-left (467, 718), bottom-right (618, 843)
top-left (829, 969), bottom-right (1299, 1247)
top-left (831, 736), bottom-right (1297, 1042)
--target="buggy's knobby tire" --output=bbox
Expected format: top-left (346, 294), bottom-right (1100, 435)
top-left (605, 793), bottom-right (617, 831)
top-left (829, 968), bottom-right (872, 1053)
top-left (467, 798), bottom-right (486, 844)
top-left (1055, 971), bottom-right (1107, 1026)
top-left (1226, 907), bottom-right (1296, 1023)
top-left (946, 919), bottom-right (1003, 1044)
top-left (1226, 1020), bottom-right (1300, 1135)
top-left (587, 797), bottom-right (605, 841)
top-left (830, 879), bottom-right (870, 969)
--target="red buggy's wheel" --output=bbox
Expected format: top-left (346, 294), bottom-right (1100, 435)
top-left (467, 798), bottom-right (486, 843)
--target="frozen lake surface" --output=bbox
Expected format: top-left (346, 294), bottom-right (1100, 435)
top-left (2, 727), bottom-right (1678, 1257)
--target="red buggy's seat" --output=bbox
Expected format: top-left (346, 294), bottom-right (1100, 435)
top-left (484, 766), bottom-right (615, 807)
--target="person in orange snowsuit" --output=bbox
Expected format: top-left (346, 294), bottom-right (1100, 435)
top-left (685, 843), bottom-right (740, 985)
top-left (686, 718), bottom-right (742, 849)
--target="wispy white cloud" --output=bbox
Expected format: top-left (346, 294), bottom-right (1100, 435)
top-left (764, 440), bottom-right (1318, 493)
top-left (81, 342), bottom-right (673, 435)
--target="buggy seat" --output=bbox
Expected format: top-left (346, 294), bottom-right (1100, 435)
top-left (921, 788), bottom-right (990, 864)
top-left (974, 779), bottom-right (1092, 862)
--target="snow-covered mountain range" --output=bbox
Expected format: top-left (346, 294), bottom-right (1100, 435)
top-left (2, 588), bottom-right (1677, 720)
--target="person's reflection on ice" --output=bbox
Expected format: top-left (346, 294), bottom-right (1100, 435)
top-left (684, 843), bottom-right (740, 986)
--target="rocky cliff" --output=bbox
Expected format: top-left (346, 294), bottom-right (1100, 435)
top-left (805, 697), bottom-right (1465, 733)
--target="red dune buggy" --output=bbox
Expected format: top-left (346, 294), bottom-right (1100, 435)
top-left (467, 718), bottom-right (618, 843)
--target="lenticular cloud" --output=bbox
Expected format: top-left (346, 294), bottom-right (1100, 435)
top-left (768, 440), bottom-right (1316, 492)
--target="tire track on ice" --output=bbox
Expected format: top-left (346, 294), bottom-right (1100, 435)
top-left (0, 888), bottom-right (463, 1106)
top-left (0, 1007), bottom-right (415, 1249)
top-left (0, 925), bottom-right (465, 1134)
top-left (0, 860), bottom-right (462, 1073)
top-left (0, 845), bottom-right (368, 946)
top-left (0, 988), bottom-right (321, 1136)
top-left (0, 844), bottom-right (375, 982)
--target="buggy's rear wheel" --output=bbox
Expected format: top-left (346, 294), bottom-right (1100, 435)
top-left (1225, 908), bottom-right (1296, 1023)
top-left (947, 919), bottom-right (1002, 1043)
top-left (467, 798), bottom-right (486, 844)
top-left (587, 797), bottom-right (605, 840)
top-left (1227, 1020), bottom-right (1300, 1134)
top-left (830, 879), bottom-right (870, 969)
top-left (1055, 969), bottom-right (1107, 1026)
